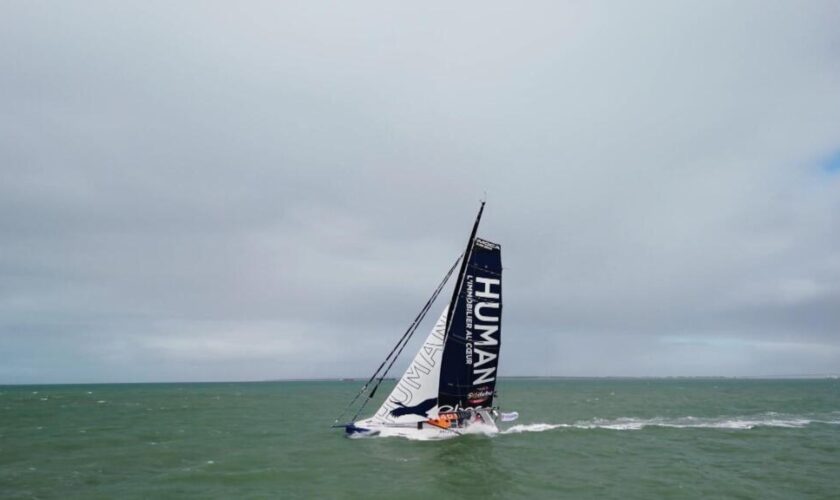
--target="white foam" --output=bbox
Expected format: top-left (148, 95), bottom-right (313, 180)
top-left (502, 423), bottom-right (569, 434)
top-left (460, 421), bottom-right (502, 437)
top-left (354, 413), bottom-right (840, 439)
top-left (498, 414), bottom-right (840, 434)
top-left (354, 420), bottom-right (501, 441)
top-left (582, 417), bottom-right (798, 430)
top-left (575, 415), bottom-right (825, 430)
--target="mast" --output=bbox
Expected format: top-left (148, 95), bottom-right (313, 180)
top-left (443, 201), bottom-right (485, 342)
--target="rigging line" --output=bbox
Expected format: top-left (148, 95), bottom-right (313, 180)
top-left (333, 254), bottom-right (461, 425)
top-left (350, 257), bottom-right (460, 422)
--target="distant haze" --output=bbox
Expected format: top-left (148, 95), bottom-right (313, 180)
top-left (2, 1), bottom-right (839, 384)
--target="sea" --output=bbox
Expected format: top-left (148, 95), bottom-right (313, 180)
top-left (1, 378), bottom-right (838, 499)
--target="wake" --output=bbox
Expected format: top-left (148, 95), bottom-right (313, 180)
top-left (359, 413), bottom-right (839, 440)
top-left (501, 412), bottom-right (840, 434)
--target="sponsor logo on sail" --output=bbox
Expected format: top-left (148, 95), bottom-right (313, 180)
top-left (467, 386), bottom-right (493, 405)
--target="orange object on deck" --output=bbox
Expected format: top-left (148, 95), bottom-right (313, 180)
top-left (426, 412), bottom-right (459, 429)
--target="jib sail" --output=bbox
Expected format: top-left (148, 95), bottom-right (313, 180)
top-left (370, 306), bottom-right (448, 423)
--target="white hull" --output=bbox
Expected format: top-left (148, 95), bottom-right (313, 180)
top-left (347, 418), bottom-right (499, 440)
top-left (347, 409), bottom-right (501, 440)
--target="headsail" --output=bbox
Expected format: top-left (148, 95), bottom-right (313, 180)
top-left (370, 307), bottom-right (448, 424)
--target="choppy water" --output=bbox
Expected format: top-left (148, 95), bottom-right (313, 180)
top-left (1, 378), bottom-right (838, 498)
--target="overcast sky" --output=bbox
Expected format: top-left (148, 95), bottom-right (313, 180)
top-left (2, 1), bottom-right (839, 384)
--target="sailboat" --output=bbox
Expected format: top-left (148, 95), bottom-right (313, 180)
top-left (334, 202), bottom-right (517, 439)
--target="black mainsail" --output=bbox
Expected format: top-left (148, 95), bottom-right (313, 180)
top-left (438, 203), bottom-right (503, 411)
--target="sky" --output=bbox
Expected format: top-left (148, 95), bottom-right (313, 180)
top-left (2, 1), bottom-right (839, 384)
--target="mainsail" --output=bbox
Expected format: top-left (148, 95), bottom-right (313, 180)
top-left (438, 237), bottom-right (502, 411)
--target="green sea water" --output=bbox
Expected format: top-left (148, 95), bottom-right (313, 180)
top-left (1, 378), bottom-right (838, 499)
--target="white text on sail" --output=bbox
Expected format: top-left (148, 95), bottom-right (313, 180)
top-left (472, 277), bottom-right (500, 385)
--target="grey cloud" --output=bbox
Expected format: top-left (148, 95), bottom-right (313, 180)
top-left (2, 1), bottom-right (839, 383)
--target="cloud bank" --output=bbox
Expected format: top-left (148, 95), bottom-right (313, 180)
top-left (2, 1), bottom-right (839, 383)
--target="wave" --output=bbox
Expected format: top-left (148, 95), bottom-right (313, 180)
top-left (501, 413), bottom-right (840, 434)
